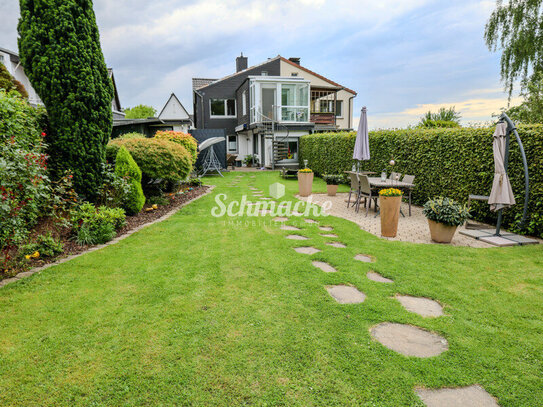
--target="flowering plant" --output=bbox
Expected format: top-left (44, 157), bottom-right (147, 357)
top-left (298, 168), bottom-right (313, 173)
top-left (379, 188), bottom-right (402, 197)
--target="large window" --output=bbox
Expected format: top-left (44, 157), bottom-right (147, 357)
top-left (280, 83), bottom-right (309, 122)
top-left (317, 99), bottom-right (343, 117)
top-left (242, 91), bottom-right (247, 116)
top-left (210, 99), bottom-right (236, 118)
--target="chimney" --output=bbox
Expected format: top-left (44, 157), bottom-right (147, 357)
top-left (288, 57), bottom-right (301, 65)
top-left (236, 53), bottom-right (248, 72)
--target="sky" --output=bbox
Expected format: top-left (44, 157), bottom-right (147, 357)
top-left (0, 0), bottom-right (521, 129)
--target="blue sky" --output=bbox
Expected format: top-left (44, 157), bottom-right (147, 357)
top-left (0, 0), bottom-right (518, 129)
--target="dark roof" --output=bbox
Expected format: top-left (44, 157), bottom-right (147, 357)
top-left (192, 78), bottom-right (217, 91)
top-left (113, 118), bottom-right (164, 127)
top-left (279, 57), bottom-right (357, 95)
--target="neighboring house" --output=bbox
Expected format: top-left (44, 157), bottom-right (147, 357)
top-left (192, 54), bottom-right (356, 169)
top-left (112, 93), bottom-right (192, 138)
top-left (0, 46), bottom-right (125, 118)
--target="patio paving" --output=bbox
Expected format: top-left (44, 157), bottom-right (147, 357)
top-left (298, 193), bottom-right (492, 248)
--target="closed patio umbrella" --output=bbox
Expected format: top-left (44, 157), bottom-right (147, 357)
top-left (353, 107), bottom-right (370, 163)
top-left (488, 122), bottom-right (515, 212)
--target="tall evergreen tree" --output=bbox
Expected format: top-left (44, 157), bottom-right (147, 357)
top-left (18, 0), bottom-right (113, 199)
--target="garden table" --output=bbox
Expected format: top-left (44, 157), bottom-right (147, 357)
top-left (367, 177), bottom-right (415, 216)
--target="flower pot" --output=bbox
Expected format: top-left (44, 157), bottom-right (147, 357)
top-left (326, 184), bottom-right (338, 196)
top-left (298, 172), bottom-right (314, 197)
top-left (380, 195), bottom-right (402, 237)
top-left (427, 219), bottom-right (458, 243)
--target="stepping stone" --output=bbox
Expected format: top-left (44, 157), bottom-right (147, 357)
top-left (320, 233), bottom-right (338, 238)
top-left (260, 197), bottom-right (272, 200)
top-left (367, 271), bottom-right (393, 283)
top-left (370, 323), bottom-right (448, 357)
top-left (326, 285), bottom-right (366, 304)
top-left (326, 242), bottom-right (346, 248)
top-left (416, 385), bottom-right (499, 407)
top-left (319, 226), bottom-right (333, 231)
top-left (286, 234), bottom-right (309, 240)
top-left (396, 295), bottom-right (443, 317)
top-left (273, 217), bottom-right (289, 222)
top-left (281, 225), bottom-right (301, 231)
top-left (304, 219), bottom-right (318, 224)
top-left (355, 254), bottom-right (373, 263)
top-left (312, 261), bottom-right (337, 273)
top-left (294, 246), bottom-right (321, 255)
top-left (259, 209), bottom-right (272, 215)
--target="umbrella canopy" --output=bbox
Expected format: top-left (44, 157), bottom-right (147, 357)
top-left (353, 107), bottom-right (370, 161)
top-left (488, 122), bottom-right (516, 212)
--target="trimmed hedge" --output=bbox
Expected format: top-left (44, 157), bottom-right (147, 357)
top-left (300, 126), bottom-right (543, 237)
top-left (106, 138), bottom-right (192, 182)
top-left (115, 146), bottom-right (145, 215)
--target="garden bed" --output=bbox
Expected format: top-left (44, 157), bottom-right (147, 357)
top-left (1, 185), bottom-right (209, 279)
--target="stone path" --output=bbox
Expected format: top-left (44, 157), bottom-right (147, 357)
top-left (268, 185), bottom-right (498, 405)
top-left (312, 261), bottom-right (337, 273)
top-left (273, 217), bottom-right (289, 222)
top-left (294, 247), bottom-right (321, 255)
top-left (326, 285), bottom-right (366, 304)
top-left (396, 295), bottom-right (444, 317)
top-left (354, 254), bottom-right (373, 263)
top-left (370, 323), bottom-right (448, 357)
top-left (416, 385), bottom-right (499, 406)
top-left (326, 242), bottom-right (346, 248)
top-left (286, 235), bottom-right (309, 240)
top-left (367, 271), bottom-right (393, 283)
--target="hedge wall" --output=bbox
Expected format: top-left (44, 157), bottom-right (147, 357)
top-left (299, 126), bottom-right (543, 237)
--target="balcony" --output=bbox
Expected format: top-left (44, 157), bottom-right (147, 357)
top-left (310, 112), bottom-right (335, 125)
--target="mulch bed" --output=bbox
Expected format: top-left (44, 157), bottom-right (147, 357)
top-left (1, 185), bottom-right (209, 279)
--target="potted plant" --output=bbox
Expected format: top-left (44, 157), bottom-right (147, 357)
top-left (298, 168), bottom-right (314, 197)
top-left (322, 174), bottom-right (342, 196)
top-left (379, 188), bottom-right (403, 237)
top-left (423, 197), bottom-right (470, 243)
top-left (243, 155), bottom-right (258, 167)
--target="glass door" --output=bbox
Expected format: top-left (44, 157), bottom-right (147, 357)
top-left (261, 86), bottom-right (276, 121)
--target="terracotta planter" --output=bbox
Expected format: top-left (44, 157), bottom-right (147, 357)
top-left (427, 219), bottom-right (458, 243)
top-left (380, 195), bottom-right (402, 237)
top-left (298, 172), bottom-right (314, 197)
top-left (326, 184), bottom-right (338, 196)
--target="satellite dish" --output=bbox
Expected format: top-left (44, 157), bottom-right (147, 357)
top-left (199, 136), bottom-right (225, 177)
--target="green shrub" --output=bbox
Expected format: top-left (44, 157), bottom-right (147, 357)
top-left (106, 138), bottom-right (192, 182)
top-left (21, 233), bottom-right (64, 258)
top-left (0, 64), bottom-right (28, 98)
top-left (154, 131), bottom-right (198, 164)
top-left (115, 146), bottom-right (145, 215)
top-left (300, 126), bottom-right (543, 237)
top-left (119, 132), bottom-right (145, 140)
top-left (96, 163), bottom-right (131, 209)
top-left (71, 203), bottom-right (126, 245)
top-left (0, 91), bottom-right (49, 254)
top-left (19, 0), bottom-right (114, 199)
top-left (423, 197), bottom-right (470, 226)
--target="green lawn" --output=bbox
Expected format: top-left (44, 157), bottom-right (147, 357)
top-left (0, 172), bottom-right (542, 406)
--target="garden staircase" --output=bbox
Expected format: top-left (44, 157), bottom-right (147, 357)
top-left (257, 111), bottom-right (296, 170)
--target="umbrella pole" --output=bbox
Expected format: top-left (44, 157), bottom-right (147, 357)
top-left (495, 113), bottom-right (530, 236)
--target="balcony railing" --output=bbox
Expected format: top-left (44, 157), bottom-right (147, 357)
top-left (310, 112), bottom-right (335, 125)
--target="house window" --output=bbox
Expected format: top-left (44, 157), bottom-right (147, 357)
top-left (291, 72), bottom-right (298, 77)
top-left (335, 100), bottom-right (343, 117)
top-left (227, 135), bottom-right (238, 152)
top-left (210, 99), bottom-right (236, 118)
top-left (261, 71), bottom-right (268, 76)
top-left (280, 83), bottom-right (309, 122)
top-left (242, 91), bottom-right (247, 116)
top-left (0, 54), bottom-right (4, 65)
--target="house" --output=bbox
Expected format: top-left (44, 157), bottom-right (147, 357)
top-left (0, 46), bottom-right (125, 118)
top-left (192, 54), bottom-right (356, 169)
top-left (112, 93), bottom-right (193, 138)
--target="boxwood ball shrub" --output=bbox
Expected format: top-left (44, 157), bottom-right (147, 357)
top-left (114, 146), bottom-right (145, 215)
top-left (154, 130), bottom-right (198, 164)
top-left (300, 126), bottom-right (543, 237)
top-left (106, 138), bottom-right (192, 182)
